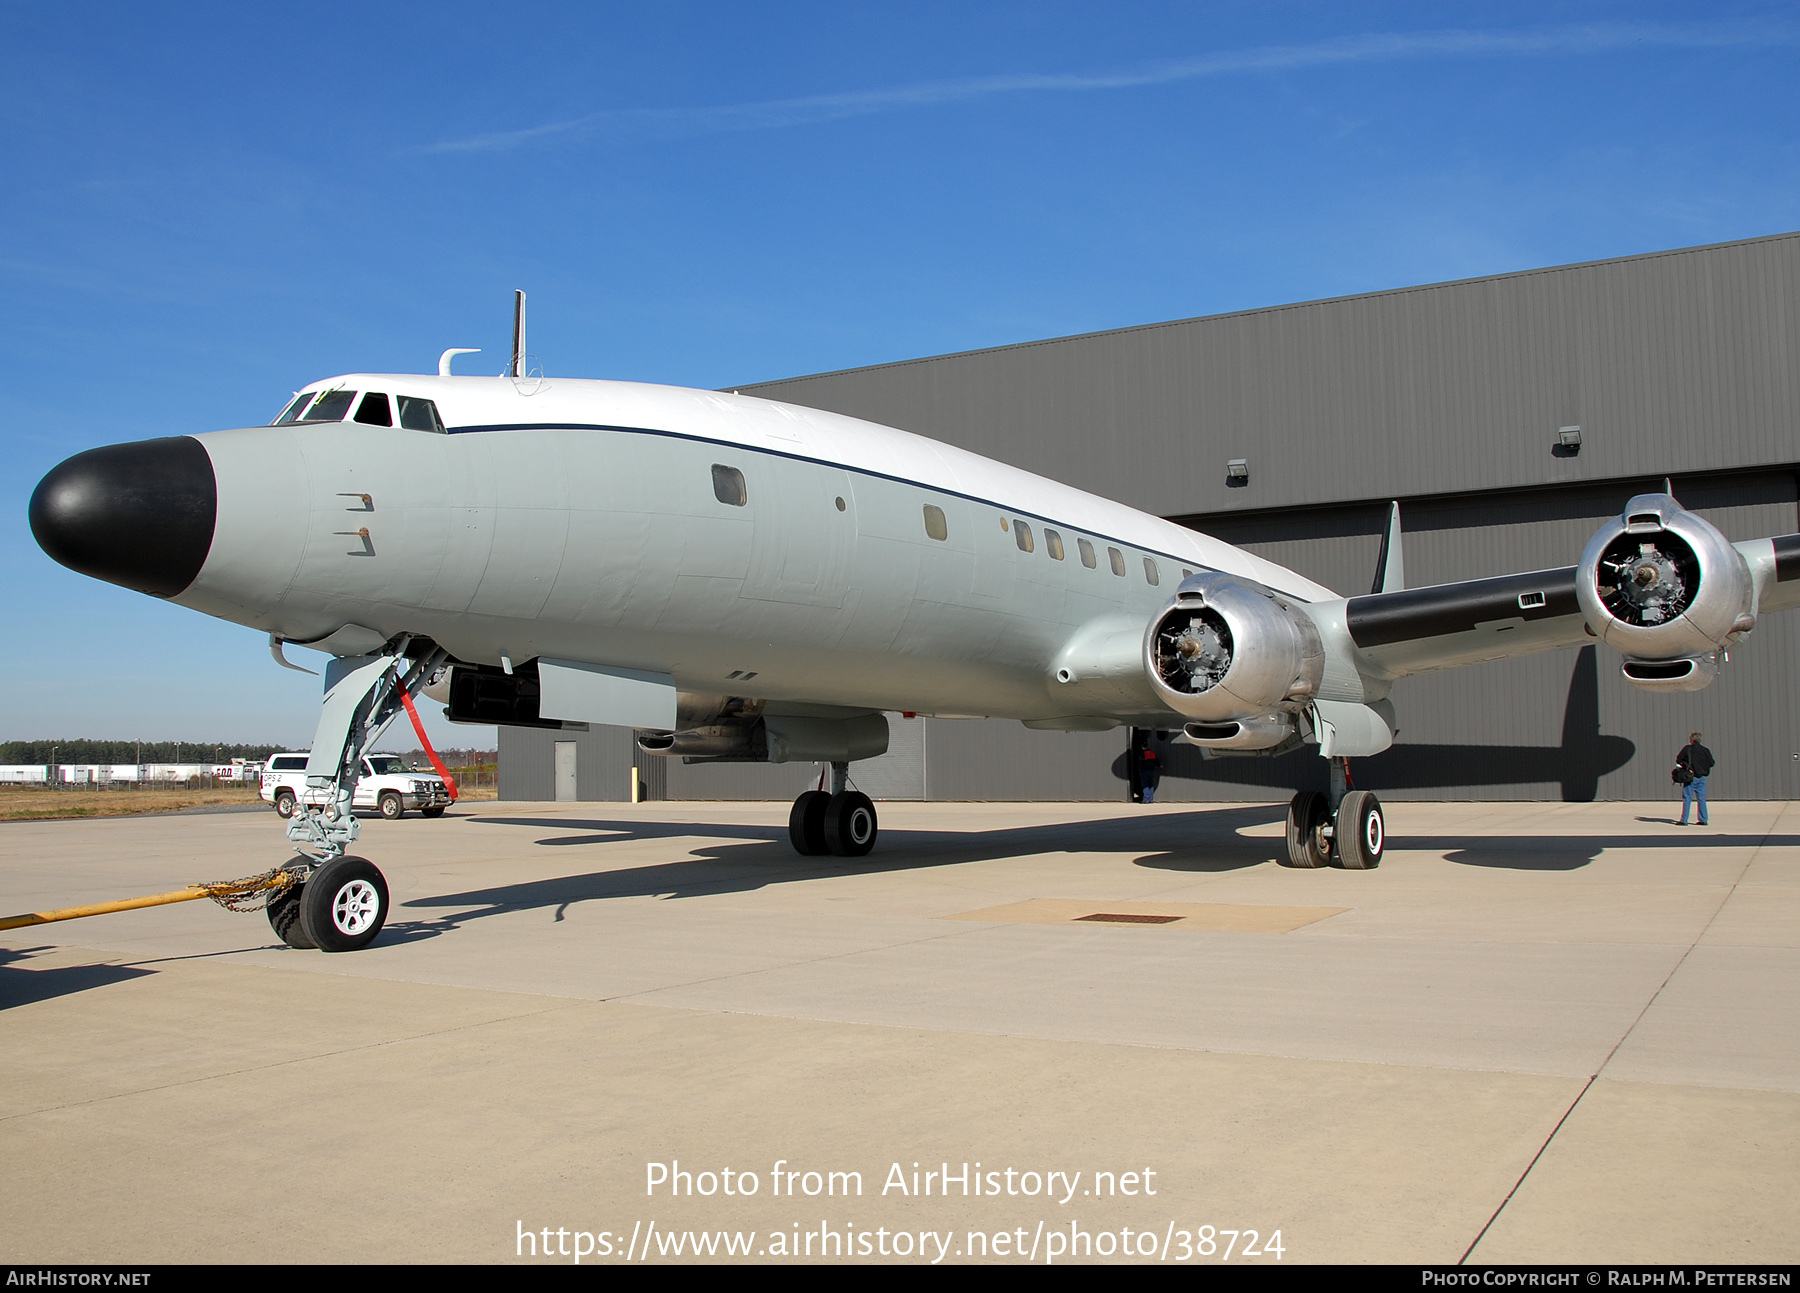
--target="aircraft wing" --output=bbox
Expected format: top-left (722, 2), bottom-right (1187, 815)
top-left (1332, 533), bottom-right (1800, 682)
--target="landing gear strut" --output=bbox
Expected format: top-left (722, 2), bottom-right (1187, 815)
top-left (789, 761), bottom-right (878, 858)
top-left (271, 637), bottom-right (446, 950)
top-left (1283, 759), bottom-right (1384, 869)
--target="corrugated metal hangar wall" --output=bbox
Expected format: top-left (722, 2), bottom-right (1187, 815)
top-left (501, 232), bottom-right (1800, 803)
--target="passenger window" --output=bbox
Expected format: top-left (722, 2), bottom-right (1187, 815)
top-left (1078, 537), bottom-right (1096, 569)
top-left (923, 504), bottom-right (948, 541)
top-left (1045, 528), bottom-right (1064, 560)
top-left (1013, 521), bottom-right (1034, 553)
top-left (303, 390), bottom-right (355, 422)
top-left (273, 392), bottom-right (315, 424)
top-left (398, 396), bottom-right (445, 433)
top-left (712, 464), bottom-right (747, 506)
top-left (1108, 546), bottom-right (1126, 577)
top-left (1144, 557), bottom-right (1160, 586)
top-left (354, 393), bottom-right (393, 426)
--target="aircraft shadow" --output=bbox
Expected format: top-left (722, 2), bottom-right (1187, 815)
top-left (1134, 646), bottom-right (1636, 802)
top-left (0, 946), bottom-right (155, 1011)
top-left (388, 805), bottom-right (1291, 938)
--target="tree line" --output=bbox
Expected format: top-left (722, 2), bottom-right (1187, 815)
top-left (1, 740), bottom-right (285, 765)
top-left (1, 740), bottom-right (500, 766)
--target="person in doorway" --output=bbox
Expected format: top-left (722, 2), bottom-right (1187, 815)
top-left (1676, 732), bottom-right (1714, 826)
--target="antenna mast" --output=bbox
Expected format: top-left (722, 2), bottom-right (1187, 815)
top-left (511, 290), bottom-right (526, 378)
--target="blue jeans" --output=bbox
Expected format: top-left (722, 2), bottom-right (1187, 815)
top-left (1681, 776), bottom-right (1708, 824)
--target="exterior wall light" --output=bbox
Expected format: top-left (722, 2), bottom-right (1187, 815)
top-left (1554, 425), bottom-right (1582, 457)
top-left (1226, 458), bottom-right (1250, 487)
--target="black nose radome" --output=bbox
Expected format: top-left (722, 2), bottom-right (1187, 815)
top-left (30, 436), bottom-right (217, 598)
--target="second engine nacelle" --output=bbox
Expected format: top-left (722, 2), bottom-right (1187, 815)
top-left (1575, 493), bottom-right (1756, 663)
top-left (1144, 572), bottom-right (1324, 722)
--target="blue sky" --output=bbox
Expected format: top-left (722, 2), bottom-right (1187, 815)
top-left (3, 1), bottom-right (1798, 747)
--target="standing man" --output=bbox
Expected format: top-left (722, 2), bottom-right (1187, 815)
top-left (1676, 731), bottom-right (1714, 826)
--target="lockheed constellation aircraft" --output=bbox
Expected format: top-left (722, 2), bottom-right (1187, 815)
top-left (29, 324), bottom-right (1800, 951)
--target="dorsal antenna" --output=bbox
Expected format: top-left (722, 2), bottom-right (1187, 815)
top-left (511, 290), bottom-right (526, 378)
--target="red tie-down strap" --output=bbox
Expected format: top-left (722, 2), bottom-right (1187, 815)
top-left (399, 686), bottom-right (459, 801)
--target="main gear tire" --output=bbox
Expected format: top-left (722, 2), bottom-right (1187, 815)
top-left (823, 791), bottom-right (878, 858)
top-left (789, 790), bottom-right (830, 855)
top-left (1283, 791), bottom-right (1331, 868)
top-left (1337, 791), bottom-right (1385, 870)
top-left (297, 856), bottom-right (390, 952)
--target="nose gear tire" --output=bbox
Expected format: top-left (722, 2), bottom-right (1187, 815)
top-left (297, 855), bottom-right (390, 952)
top-left (267, 867), bottom-right (315, 949)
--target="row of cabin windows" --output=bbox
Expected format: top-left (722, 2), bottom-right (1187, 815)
top-left (711, 463), bottom-right (1187, 588)
top-left (273, 389), bottom-right (445, 433)
top-left (1005, 516), bottom-right (1184, 585)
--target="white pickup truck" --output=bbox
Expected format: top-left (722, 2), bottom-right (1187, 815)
top-left (260, 753), bottom-right (453, 820)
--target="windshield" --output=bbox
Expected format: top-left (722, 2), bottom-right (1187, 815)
top-left (300, 390), bottom-right (356, 422)
top-left (273, 392), bottom-right (316, 424)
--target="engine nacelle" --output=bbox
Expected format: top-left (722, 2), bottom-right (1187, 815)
top-left (1145, 572), bottom-right (1324, 723)
top-left (1576, 494), bottom-right (1756, 666)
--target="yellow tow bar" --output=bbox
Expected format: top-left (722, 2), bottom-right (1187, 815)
top-left (0, 868), bottom-right (299, 932)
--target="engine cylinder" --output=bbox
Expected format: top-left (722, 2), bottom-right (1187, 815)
top-left (1144, 573), bottom-right (1324, 722)
top-left (1575, 494), bottom-right (1754, 660)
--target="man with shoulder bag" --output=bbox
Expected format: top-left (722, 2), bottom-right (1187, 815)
top-left (1674, 732), bottom-right (1714, 826)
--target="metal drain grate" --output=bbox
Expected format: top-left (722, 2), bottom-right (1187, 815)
top-left (1076, 913), bottom-right (1182, 924)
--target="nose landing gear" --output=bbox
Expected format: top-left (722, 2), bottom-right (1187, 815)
top-left (266, 855), bottom-right (391, 951)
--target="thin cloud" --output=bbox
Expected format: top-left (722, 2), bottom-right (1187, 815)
top-left (425, 20), bottom-right (1800, 155)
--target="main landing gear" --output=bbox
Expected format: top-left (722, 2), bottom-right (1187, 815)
top-left (789, 762), bottom-right (878, 857)
top-left (1283, 759), bottom-right (1384, 870)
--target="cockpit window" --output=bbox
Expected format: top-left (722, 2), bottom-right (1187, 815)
top-left (301, 390), bottom-right (356, 423)
top-left (398, 396), bottom-right (446, 433)
top-left (273, 392), bottom-right (316, 424)
top-left (354, 393), bottom-right (393, 427)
